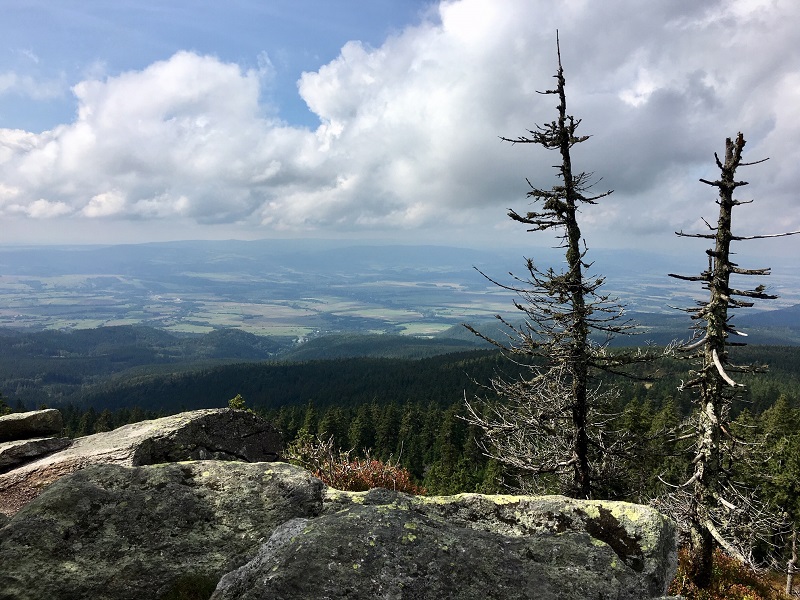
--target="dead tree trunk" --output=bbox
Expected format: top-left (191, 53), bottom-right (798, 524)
top-left (669, 133), bottom-right (799, 588)
top-left (465, 35), bottom-right (645, 500)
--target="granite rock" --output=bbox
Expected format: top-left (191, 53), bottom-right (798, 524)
top-left (0, 408), bottom-right (282, 516)
top-left (0, 461), bottom-right (323, 600)
top-left (0, 409), bottom-right (63, 442)
top-left (0, 437), bottom-right (72, 473)
top-left (211, 488), bottom-right (677, 599)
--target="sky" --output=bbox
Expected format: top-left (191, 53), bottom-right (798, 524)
top-left (0, 0), bottom-right (799, 257)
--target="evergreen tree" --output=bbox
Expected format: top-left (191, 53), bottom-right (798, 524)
top-left (94, 409), bottom-right (114, 433)
top-left (318, 406), bottom-right (349, 449)
top-left (758, 396), bottom-right (800, 594)
top-left (76, 406), bottom-right (98, 437)
top-left (374, 402), bottom-right (400, 462)
top-left (347, 404), bottom-right (374, 452)
top-left (397, 402), bottom-right (425, 479)
top-left (299, 402), bottom-right (318, 437)
top-left (128, 406), bottom-right (151, 426)
top-left (0, 391), bottom-right (11, 416)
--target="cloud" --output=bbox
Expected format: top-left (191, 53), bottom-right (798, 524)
top-left (15, 198), bottom-right (72, 218)
top-left (0, 51), bottom-right (315, 225)
top-left (82, 190), bottom-right (126, 218)
top-left (0, 0), bottom-right (799, 249)
top-left (0, 71), bottom-right (65, 100)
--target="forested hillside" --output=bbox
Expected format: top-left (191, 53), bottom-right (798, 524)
top-left (66, 350), bottom-right (504, 412)
top-left (3, 321), bottom-right (800, 508)
top-left (26, 344), bottom-right (799, 415)
top-left (0, 325), bottom-right (484, 407)
top-left (11, 343), bottom-right (795, 502)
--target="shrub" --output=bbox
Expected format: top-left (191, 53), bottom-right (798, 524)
top-left (669, 547), bottom-right (787, 600)
top-left (287, 433), bottom-right (425, 495)
top-left (227, 393), bottom-right (248, 411)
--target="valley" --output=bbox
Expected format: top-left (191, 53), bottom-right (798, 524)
top-left (2, 239), bottom-right (798, 340)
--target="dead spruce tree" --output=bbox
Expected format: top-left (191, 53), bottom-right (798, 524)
top-left (667, 132), bottom-right (799, 588)
top-left (465, 38), bottom-right (646, 500)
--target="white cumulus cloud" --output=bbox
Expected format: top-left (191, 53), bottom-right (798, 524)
top-left (82, 190), bottom-right (126, 218)
top-left (0, 0), bottom-right (799, 249)
top-left (18, 198), bottom-right (72, 218)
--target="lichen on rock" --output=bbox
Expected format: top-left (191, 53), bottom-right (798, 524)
top-left (0, 461), bottom-right (324, 600)
top-left (0, 410), bottom-right (677, 600)
top-left (212, 487), bottom-right (677, 599)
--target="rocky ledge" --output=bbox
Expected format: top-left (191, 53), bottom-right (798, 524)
top-left (0, 409), bottom-right (71, 475)
top-left (217, 487), bottom-right (678, 600)
top-left (0, 410), bottom-right (677, 599)
top-left (0, 408), bottom-right (64, 443)
top-left (0, 408), bottom-right (282, 516)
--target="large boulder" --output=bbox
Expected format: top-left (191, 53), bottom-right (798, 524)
top-left (0, 408), bottom-right (282, 515)
top-left (212, 488), bottom-right (676, 600)
top-left (0, 461), bottom-right (324, 600)
top-left (0, 460), bottom-right (676, 600)
top-left (0, 409), bottom-right (63, 442)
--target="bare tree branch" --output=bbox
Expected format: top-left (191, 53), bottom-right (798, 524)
top-left (464, 34), bottom-right (653, 499)
top-left (662, 132), bottom-right (791, 587)
top-left (712, 349), bottom-right (742, 387)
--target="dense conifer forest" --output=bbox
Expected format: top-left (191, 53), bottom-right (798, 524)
top-left (11, 343), bottom-right (796, 502)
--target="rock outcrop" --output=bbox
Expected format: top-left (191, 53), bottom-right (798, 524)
top-left (0, 437), bottom-right (72, 473)
top-left (0, 409), bottom-right (63, 442)
top-left (0, 458), bottom-right (677, 600)
top-left (0, 408), bottom-right (282, 516)
top-left (0, 461), bottom-right (324, 600)
top-left (214, 488), bottom-right (676, 600)
top-left (0, 409), bottom-right (72, 477)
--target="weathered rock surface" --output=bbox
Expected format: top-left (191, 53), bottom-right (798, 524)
top-left (0, 409), bottom-right (63, 442)
top-left (0, 461), bottom-right (324, 600)
top-left (0, 458), bottom-right (676, 600)
top-left (212, 487), bottom-right (676, 600)
top-left (0, 437), bottom-right (72, 473)
top-left (0, 408), bottom-right (282, 515)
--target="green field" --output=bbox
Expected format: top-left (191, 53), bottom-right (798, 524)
top-left (0, 272), bottom-right (515, 336)
top-left (2, 241), bottom-right (798, 340)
